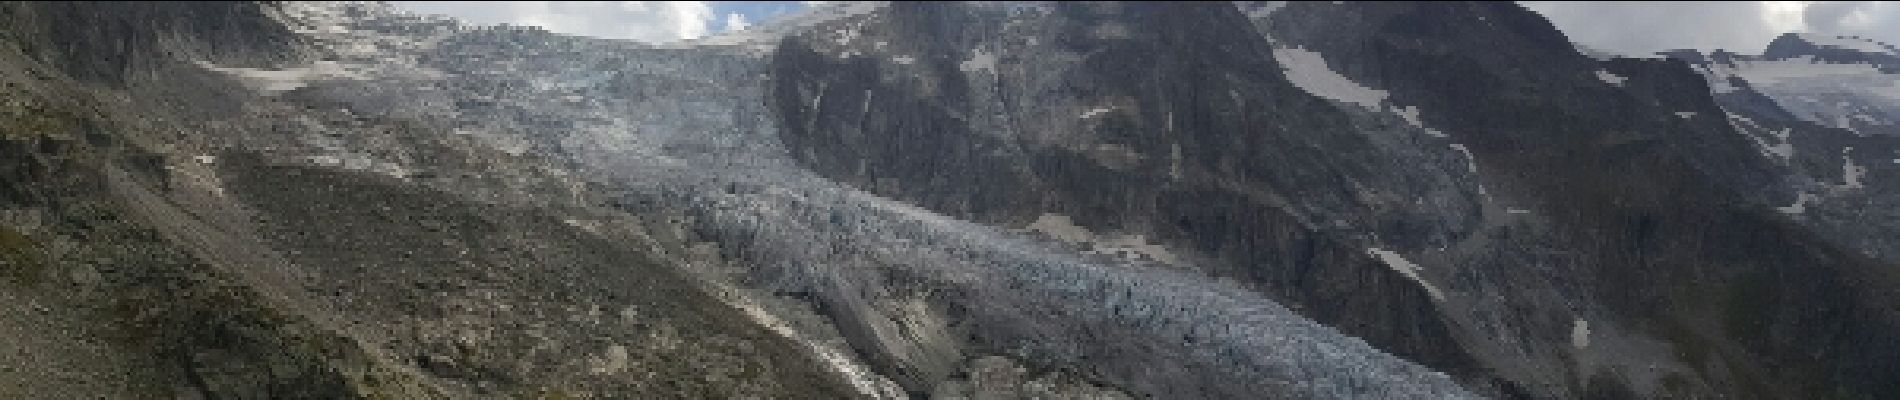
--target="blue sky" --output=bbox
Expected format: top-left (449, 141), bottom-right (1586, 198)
top-left (709, 1), bottom-right (808, 31)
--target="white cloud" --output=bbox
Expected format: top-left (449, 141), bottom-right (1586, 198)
top-left (724, 12), bottom-right (752, 31)
top-left (390, 1), bottom-right (715, 42)
top-left (1520, 1), bottom-right (1899, 56)
top-left (1803, 1), bottom-right (1900, 43)
top-left (1760, 1), bottom-right (1812, 35)
top-left (1520, 1), bottom-right (1796, 55)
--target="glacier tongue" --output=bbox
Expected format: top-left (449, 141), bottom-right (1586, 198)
top-left (279, 2), bottom-right (1477, 398)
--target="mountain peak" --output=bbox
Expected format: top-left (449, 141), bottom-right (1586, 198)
top-left (1762, 32), bottom-right (1899, 66)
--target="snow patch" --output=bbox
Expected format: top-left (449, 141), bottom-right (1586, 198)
top-left (729, 297), bottom-right (906, 399)
top-left (959, 49), bottom-right (996, 74)
top-left (1724, 113), bottom-right (1796, 161)
top-left (1708, 76), bottom-right (1739, 93)
top-left (1778, 192), bottom-right (1818, 214)
top-left (1273, 46), bottom-right (1388, 110)
top-left (1595, 70), bottom-right (1627, 86)
top-left (1394, 106), bottom-right (1447, 137)
top-left (1571, 319), bottom-right (1591, 349)
top-left (1365, 248), bottom-right (1445, 302)
top-left (1272, 47), bottom-right (1458, 138)
top-left (1242, 1), bottom-right (1289, 20)
top-left (1392, 105), bottom-right (1422, 124)
top-left (1843, 147), bottom-right (1867, 190)
top-left (1446, 144), bottom-right (1486, 196)
top-left (1447, 143), bottom-right (1478, 173)
top-left (1767, 129), bottom-right (1796, 160)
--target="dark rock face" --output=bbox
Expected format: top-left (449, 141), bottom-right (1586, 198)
top-left (0, 41), bottom-right (395, 399)
top-left (0, 1), bottom-right (305, 85)
top-left (1263, 2), bottom-right (1900, 399)
top-left (1262, 2), bottom-right (1791, 208)
top-left (1656, 42), bottom-right (1900, 400)
top-left (772, 1), bottom-right (1505, 395)
top-left (774, 1), bottom-right (1900, 399)
top-left (771, 1), bottom-right (1527, 396)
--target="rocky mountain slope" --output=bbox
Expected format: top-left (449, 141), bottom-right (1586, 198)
top-left (0, 2), bottom-right (860, 398)
top-left (1, 1), bottom-right (1896, 399)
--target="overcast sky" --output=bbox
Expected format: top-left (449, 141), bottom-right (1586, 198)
top-left (390, 1), bottom-right (1898, 56)
top-left (1521, 1), bottom-right (1899, 55)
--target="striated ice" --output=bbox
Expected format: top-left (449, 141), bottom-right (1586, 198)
top-left (260, 3), bottom-right (1482, 398)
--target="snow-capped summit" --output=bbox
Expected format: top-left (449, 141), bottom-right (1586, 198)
top-left (1762, 32), bottom-right (1900, 69)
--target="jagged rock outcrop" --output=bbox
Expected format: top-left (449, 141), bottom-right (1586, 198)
top-left (1258, 2), bottom-right (1900, 399)
top-left (775, 1), bottom-right (1900, 398)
